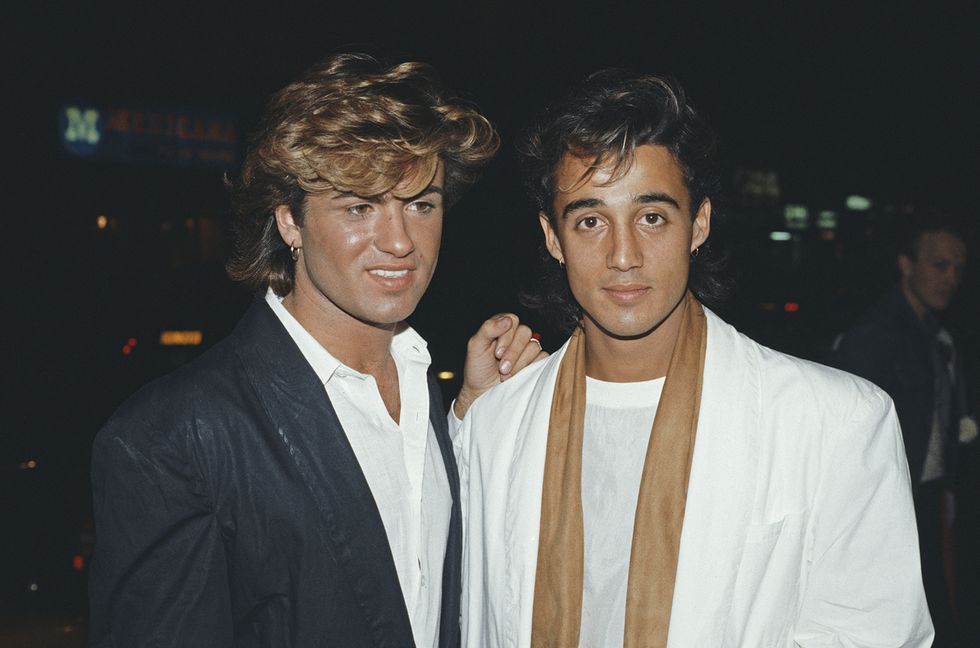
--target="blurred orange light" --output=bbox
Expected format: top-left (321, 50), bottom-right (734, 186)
top-left (72, 555), bottom-right (85, 572)
top-left (784, 302), bottom-right (800, 313)
top-left (96, 215), bottom-right (108, 230)
top-left (160, 330), bottom-right (203, 346)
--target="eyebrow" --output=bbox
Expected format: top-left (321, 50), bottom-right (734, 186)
top-left (333, 185), bottom-right (445, 203)
top-left (560, 191), bottom-right (681, 219)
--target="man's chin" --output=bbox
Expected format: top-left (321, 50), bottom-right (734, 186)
top-left (359, 313), bottom-right (415, 330)
top-left (584, 314), bottom-right (665, 341)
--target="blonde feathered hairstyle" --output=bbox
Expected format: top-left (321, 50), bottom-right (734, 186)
top-left (226, 53), bottom-right (499, 295)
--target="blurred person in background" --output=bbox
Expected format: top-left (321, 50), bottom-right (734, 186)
top-left (88, 53), bottom-right (544, 648)
top-left (835, 213), bottom-right (975, 647)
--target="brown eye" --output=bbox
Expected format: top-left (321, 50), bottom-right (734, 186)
top-left (408, 201), bottom-right (436, 214)
top-left (643, 213), bottom-right (665, 225)
top-left (579, 216), bottom-right (599, 229)
top-left (346, 204), bottom-right (372, 217)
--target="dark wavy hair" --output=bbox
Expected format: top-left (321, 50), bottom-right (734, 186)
top-left (225, 52), bottom-right (499, 296)
top-left (897, 208), bottom-right (968, 261)
top-left (518, 69), bottom-right (730, 332)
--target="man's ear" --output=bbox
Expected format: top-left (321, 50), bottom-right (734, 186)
top-left (275, 205), bottom-right (303, 249)
top-left (691, 198), bottom-right (712, 252)
top-left (539, 212), bottom-right (564, 263)
top-left (898, 254), bottom-right (913, 280)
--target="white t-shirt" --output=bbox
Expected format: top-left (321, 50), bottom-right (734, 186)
top-left (580, 375), bottom-right (665, 648)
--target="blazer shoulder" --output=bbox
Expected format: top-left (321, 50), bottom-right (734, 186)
top-left (97, 332), bottom-right (251, 449)
top-left (837, 288), bottom-right (917, 349)
top-left (99, 299), bottom-right (289, 439)
top-left (751, 335), bottom-right (895, 430)
top-left (705, 306), bottom-right (895, 434)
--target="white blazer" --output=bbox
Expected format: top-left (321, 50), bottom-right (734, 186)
top-left (455, 309), bottom-right (933, 647)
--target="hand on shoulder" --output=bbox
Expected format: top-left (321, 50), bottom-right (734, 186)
top-left (454, 314), bottom-right (548, 419)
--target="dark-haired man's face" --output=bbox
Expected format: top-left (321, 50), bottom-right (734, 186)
top-left (540, 144), bottom-right (710, 341)
top-left (899, 230), bottom-right (967, 318)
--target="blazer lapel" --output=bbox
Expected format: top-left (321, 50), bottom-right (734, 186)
top-left (232, 299), bottom-right (414, 646)
top-left (667, 310), bottom-right (762, 646)
top-left (427, 374), bottom-right (462, 648)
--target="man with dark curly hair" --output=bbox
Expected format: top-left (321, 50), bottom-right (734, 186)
top-left (454, 69), bottom-right (933, 647)
top-left (89, 53), bottom-right (542, 648)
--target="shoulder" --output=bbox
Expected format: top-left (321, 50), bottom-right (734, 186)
top-left (466, 341), bottom-right (567, 424)
top-left (838, 287), bottom-right (916, 347)
top-left (708, 310), bottom-right (894, 431)
top-left (761, 342), bottom-right (892, 426)
top-left (94, 330), bottom-right (251, 458)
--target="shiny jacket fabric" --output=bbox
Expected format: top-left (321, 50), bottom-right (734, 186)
top-left (89, 299), bottom-right (461, 647)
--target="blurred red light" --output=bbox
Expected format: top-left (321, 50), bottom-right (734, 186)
top-left (72, 555), bottom-right (85, 572)
top-left (784, 302), bottom-right (800, 313)
top-left (127, 337), bottom-right (138, 347)
top-left (122, 346), bottom-right (132, 356)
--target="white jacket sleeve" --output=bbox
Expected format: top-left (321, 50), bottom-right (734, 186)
top-left (793, 390), bottom-right (934, 647)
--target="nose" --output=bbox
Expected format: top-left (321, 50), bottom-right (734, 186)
top-left (607, 224), bottom-right (642, 271)
top-left (375, 205), bottom-right (415, 258)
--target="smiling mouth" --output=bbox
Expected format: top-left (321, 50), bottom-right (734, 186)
top-left (369, 269), bottom-right (410, 278)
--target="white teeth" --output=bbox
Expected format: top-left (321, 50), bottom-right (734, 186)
top-left (370, 269), bottom-right (409, 278)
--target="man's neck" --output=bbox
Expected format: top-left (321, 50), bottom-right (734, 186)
top-left (282, 287), bottom-right (396, 377)
top-left (582, 300), bottom-right (687, 382)
top-left (900, 281), bottom-right (930, 321)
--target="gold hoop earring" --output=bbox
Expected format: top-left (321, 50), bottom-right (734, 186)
top-left (290, 245), bottom-right (301, 262)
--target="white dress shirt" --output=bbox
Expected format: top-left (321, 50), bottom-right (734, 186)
top-left (266, 289), bottom-right (450, 648)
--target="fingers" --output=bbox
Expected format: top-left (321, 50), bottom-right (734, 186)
top-left (468, 313), bottom-right (517, 355)
top-left (497, 323), bottom-right (536, 376)
top-left (506, 335), bottom-right (548, 378)
top-left (463, 312), bottom-right (545, 388)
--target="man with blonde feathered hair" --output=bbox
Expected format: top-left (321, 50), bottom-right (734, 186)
top-left (89, 53), bottom-right (542, 648)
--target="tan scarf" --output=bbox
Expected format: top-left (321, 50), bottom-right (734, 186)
top-left (530, 293), bottom-right (707, 648)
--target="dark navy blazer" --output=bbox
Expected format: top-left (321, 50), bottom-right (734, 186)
top-left (834, 285), bottom-right (962, 489)
top-left (89, 298), bottom-right (461, 647)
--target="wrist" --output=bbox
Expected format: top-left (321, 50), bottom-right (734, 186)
top-left (454, 387), bottom-right (478, 419)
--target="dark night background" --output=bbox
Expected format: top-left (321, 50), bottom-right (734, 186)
top-left (3, 3), bottom-right (978, 644)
